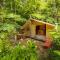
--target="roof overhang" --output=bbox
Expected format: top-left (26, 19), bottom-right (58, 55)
top-left (21, 19), bottom-right (55, 30)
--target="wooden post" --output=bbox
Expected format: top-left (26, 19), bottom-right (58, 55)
top-left (30, 24), bottom-right (36, 37)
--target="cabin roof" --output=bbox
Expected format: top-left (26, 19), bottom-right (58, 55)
top-left (21, 19), bottom-right (55, 30)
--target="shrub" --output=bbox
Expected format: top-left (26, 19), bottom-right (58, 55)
top-left (48, 31), bottom-right (60, 60)
top-left (0, 40), bottom-right (38, 60)
top-left (49, 31), bottom-right (60, 50)
top-left (48, 49), bottom-right (60, 60)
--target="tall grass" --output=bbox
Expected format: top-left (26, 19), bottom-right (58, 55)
top-left (0, 39), bottom-right (38, 60)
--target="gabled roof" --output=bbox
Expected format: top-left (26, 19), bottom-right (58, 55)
top-left (21, 19), bottom-right (55, 30)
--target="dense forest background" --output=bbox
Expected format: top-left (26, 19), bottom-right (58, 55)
top-left (0, 0), bottom-right (60, 60)
top-left (0, 0), bottom-right (60, 33)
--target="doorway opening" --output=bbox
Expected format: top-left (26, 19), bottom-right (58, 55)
top-left (36, 24), bottom-right (46, 35)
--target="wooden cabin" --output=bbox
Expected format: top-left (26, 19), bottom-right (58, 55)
top-left (20, 19), bottom-right (55, 48)
top-left (16, 19), bottom-right (55, 48)
top-left (21, 19), bottom-right (55, 39)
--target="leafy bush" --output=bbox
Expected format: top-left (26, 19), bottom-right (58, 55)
top-left (0, 40), bottom-right (38, 60)
top-left (50, 32), bottom-right (60, 50)
top-left (48, 31), bottom-right (60, 60)
top-left (31, 13), bottom-right (46, 20)
top-left (48, 49), bottom-right (60, 60)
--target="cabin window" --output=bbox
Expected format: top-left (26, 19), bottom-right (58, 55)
top-left (36, 25), bottom-right (46, 35)
top-left (36, 25), bottom-right (40, 35)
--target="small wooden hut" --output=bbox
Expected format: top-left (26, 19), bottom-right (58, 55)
top-left (21, 19), bottom-right (55, 40)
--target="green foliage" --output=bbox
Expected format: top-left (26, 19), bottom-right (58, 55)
top-left (48, 31), bottom-right (60, 60)
top-left (0, 23), bottom-right (15, 32)
top-left (0, 39), bottom-right (12, 58)
top-left (52, 33), bottom-right (60, 50)
top-left (46, 17), bottom-right (57, 23)
top-left (31, 13), bottom-right (46, 20)
top-left (0, 40), bottom-right (38, 60)
top-left (0, 0), bottom-right (60, 60)
top-left (48, 49), bottom-right (60, 60)
top-left (0, 32), bottom-right (8, 39)
top-left (49, 31), bottom-right (60, 50)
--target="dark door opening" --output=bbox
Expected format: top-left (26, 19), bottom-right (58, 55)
top-left (36, 25), bottom-right (46, 35)
top-left (36, 25), bottom-right (40, 35)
